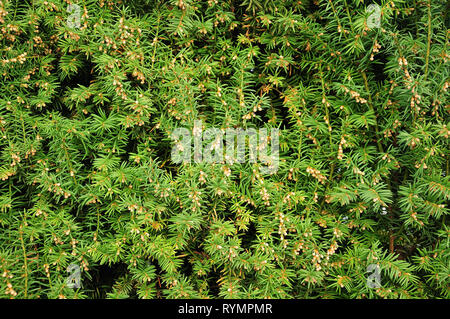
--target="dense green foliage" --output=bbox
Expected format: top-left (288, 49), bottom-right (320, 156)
top-left (0, 0), bottom-right (448, 299)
